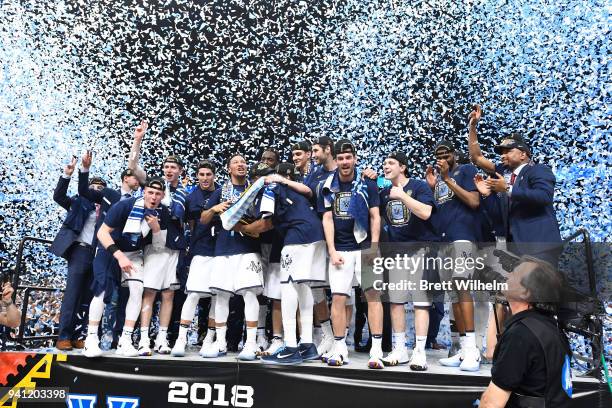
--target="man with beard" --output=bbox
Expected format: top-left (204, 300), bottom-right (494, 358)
top-left (318, 139), bottom-right (383, 368)
top-left (467, 105), bottom-right (562, 265)
top-left (199, 154), bottom-right (264, 361)
top-left (426, 139), bottom-right (481, 372)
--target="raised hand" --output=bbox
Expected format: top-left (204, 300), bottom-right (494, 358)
top-left (64, 156), bottom-right (78, 176)
top-left (468, 104), bottom-right (482, 128)
top-left (81, 150), bottom-right (92, 170)
top-left (134, 120), bottom-right (148, 141)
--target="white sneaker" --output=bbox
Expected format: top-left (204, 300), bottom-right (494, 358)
top-left (200, 341), bottom-right (227, 358)
top-left (409, 348), bottom-right (428, 371)
top-left (116, 338), bottom-right (138, 357)
top-left (171, 338), bottom-right (186, 357)
top-left (367, 348), bottom-right (384, 369)
top-left (256, 334), bottom-right (269, 353)
top-left (138, 340), bottom-right (152, 356)
top-left (460, 347), bottom-right (481, 372)
top-left (439, 348), bottom-right (464, 367)
top-left (199, 330), bottom-right (216, 355)
top-left (382, 346), bottom-right (409, 366)
top-left (238, 342), bottom-right (258, 361)
top-left (82, 335), bottom-right (103, 358)
top-left (258, 337), bottom-right (284, 356)
top-left (317, 334), bottom-right (334, 361)
top-left (154, 338), bottom-right (171, 355)
top-left (327, 342), bottom-right (349, 367)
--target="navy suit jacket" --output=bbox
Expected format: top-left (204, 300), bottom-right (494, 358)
top-left (49, 176), bottom-right (96, 259)
top-left (78, 170), bottom-right (122, 233)
top-left (507, 163), bottom-right (562, 247)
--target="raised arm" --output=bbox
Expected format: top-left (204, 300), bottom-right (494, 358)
top-left (78, 151), bottom-right (104, 203)
top-left (53, 157), bottom-right (77, 211)
top-left (128, 121), bottom-right (148, 185)
top-left (467, 105), bottom-right (496, 173)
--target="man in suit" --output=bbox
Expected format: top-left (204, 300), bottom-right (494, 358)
top-left (50, 156), bottom-right (106, 351)
top-left (467, 105), bottom-right (562, 264)
top-left (78, 150), bottom-right (141, 347)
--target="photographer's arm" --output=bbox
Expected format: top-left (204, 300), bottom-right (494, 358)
top-left (480, 382), bottom-right (511, 408)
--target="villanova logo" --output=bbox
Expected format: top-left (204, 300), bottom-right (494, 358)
top-left (434, 179), bottom-right (454, 204)
top-left (247, 260), bottom-right (263, 274)
top-left (281, 253), bottom-right (293, 269)
top-left (67, 394), bottom-right (140, 408)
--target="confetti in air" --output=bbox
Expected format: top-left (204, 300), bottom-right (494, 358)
top-left (0, 0), bottom-right (609, 362)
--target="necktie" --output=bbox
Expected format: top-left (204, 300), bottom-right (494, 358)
top-left (510, 173), bottom-right (516, 185)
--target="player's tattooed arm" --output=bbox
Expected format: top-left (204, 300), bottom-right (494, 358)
top-left (128, 120), bottom-right (148, 185)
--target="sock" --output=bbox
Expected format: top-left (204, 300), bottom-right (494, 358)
top-left (459, 333), bottom-right (466, 351)
top-left (415, 335), bottom-right (427, 352)
top-left (334, 336), bottom-right (346, 350)
top-left (257, 327), bottom-right (266, 339)
top-left (140, 327), bottom-right (149, 344)
top-left (177, 324), bottom-right (189, 342)
top-left (281, 283), bottom-right (299, 348)
top-left (392, 331), bottom-right (406, 349)
top-left (320, 319), bottom-right (333, 337)
top-left (87, 323), bottom-right (99, 337)
top-left (204, 327), bottom-right (215, 343)
top-left (313, 326), bottom-right (322, 338)
top-left (157, 327), bottom-right (168, 344)
top-left (465, 331), bottom-right (476, 348)
top-left (371, 334), bottom-right (382, 354)
top-left (121, 327), bottom-right (133, 340)
top-left (246, 327), bottom-right (257, 345)
top-left (216, 326), bottom-right (227, 347)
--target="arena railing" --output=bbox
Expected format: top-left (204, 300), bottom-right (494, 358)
top-left (9, 236), bottom-right (64, 344)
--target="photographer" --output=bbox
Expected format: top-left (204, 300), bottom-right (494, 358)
top-left (1, 281), bottom-right (22, 350)
top-left (480, 257), bottom-right (573, 408)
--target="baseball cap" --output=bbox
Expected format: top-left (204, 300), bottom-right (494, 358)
top-left (434, 139), bottom-right (455, 154)
top-left (386, 151), bottom-right (409, 167)
top-left (333, 139), bottom-right (356, 157)
top-left (494, 133), bottom-right (531, 155)
top-left (291, 140), bottom-right (311, 152)
top-left (164, 155), bottom-right (184, 167)
top-left (89, 177), bottom-right (107, 187)
top-left (144, 178), bottom-right (165, 191)
top-left (120, 169), bottom-right (136, 180)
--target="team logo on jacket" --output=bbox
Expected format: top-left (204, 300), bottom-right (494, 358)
top-left (333, 192), bottom-right (352, 219)
top-left (434, 179), bottom-right (454, 204)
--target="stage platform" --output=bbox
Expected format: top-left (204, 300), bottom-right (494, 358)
top-left (1, 349), bottom-right (609, 407)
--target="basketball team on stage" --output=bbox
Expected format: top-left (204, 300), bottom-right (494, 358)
top-left (50, 105), bottom-right (562, 372)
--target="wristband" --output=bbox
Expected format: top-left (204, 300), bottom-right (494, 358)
top-left (107, 244), bottom-right (120, 255)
